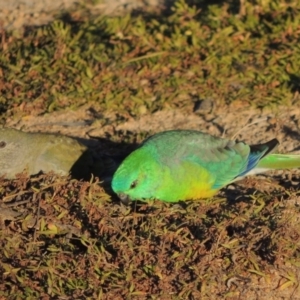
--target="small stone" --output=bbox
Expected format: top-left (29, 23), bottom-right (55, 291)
top-left (193, 98), bottom-right (214, 113)
top-left (138, 105), bottom-right (147, 115)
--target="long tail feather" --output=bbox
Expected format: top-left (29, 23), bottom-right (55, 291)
top-left (257, 154), bottom-right (300, 170)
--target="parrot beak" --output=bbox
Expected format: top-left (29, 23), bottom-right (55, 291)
top-left (118, 193), bottom-right (130, 205)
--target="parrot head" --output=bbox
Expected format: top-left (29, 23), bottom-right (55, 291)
top-left (111, 148), bottom-right (160, 204)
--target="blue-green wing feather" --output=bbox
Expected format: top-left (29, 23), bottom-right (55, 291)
top-left (238, 139), bottom-right (279, 177)
top-left (144, 130), bottom-right (278, 191)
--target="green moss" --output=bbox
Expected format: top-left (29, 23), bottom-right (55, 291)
top-left (1, 0), bottom-right (300, 122)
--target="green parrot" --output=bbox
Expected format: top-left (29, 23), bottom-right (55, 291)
top-left (111, 130), bottom-right (300, 203)
top-left (0, 127), bottom-right (99, 179)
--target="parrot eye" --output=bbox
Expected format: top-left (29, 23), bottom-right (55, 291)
top-left (130, 180), bottom-right (138, 189)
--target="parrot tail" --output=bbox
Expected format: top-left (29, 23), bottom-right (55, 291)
top-left (257, 153), bottom-right (300, 170)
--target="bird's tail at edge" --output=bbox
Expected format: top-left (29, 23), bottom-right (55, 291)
top-left (257, 153), bottom-right (300, 170)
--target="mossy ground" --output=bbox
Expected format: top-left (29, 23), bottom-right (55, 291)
top-left (1, 0), bottom-right (300, 298)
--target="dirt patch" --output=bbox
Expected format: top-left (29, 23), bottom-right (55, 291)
top-left (2, 104), bottom-right (300, 299)
top-left (0, 0), bottom-right (165, 31)
top-left (7, 103), bottom-right (300, 153)
top-left (1, 171), bottom-right (300, 299)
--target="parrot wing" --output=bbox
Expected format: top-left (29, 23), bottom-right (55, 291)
top-left (183, 138), bottom-right (279, 189)
top-left (144, 130), bottom-right (279, 190)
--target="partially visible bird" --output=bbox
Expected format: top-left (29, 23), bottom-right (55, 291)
top-left (112, 130), bottom-right (300, 203)
top-left (0, 127), bottom-right (97, 179)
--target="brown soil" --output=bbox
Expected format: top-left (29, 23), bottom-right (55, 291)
top-left (7, 103), bottom-right (300, 153)
top-left (4, 103), bottom-right (300, 299)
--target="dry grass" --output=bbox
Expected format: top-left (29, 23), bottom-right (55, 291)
top-left (0, 173), bottom-right (300, 298)
top-left (1, 0), bottom-right (300, 298)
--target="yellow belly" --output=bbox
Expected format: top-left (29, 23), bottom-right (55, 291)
top-left (157, 161), bottom-right (218, 202)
